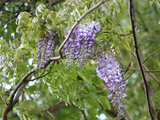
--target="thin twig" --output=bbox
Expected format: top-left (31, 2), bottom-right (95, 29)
top-left (0, 0), bottom-right (63, 29)
top-left (58, 0), bottom-right (109, 58)
top-left (129, 0), bottom-right (154, 119)
top-left (143, 48), bottom-right (160, 64)
top-left (124, 51), bottom-right (132, 74)
top-left (124, 71), bottom-right (135, 81)
top-left (81, 109), bottom-right (88, 120)
top-left (0, 102), bottom-right (6, 104)
top-left (29, 61), bottom-right (55, 81)
top-left (0, 0), bottom-right (8, 11)
top-left (47, 111), bottom-right (55, 120)
top-left (2, 68), bottom-right (38, 120)
top-left (131, 51), bottom-right (160, 86)
top-left (142, 65), bottom-right (160, 85)
top-left (41, 101), bottom-right (65, 113)
top-left (0, 18), bottom-right (16, 29)
top-left (135, 9), bottom-right (148, 31)
top-left (97, 101), bottom-right (117, 118)
top-left (51, 0), bottom-right (64, 6)
top-left (72, 104), bottom-right (88, 120)
top-left (0, 0), bottom-right (25, 2)
top-left (129, 68), bottom-right (160, 73)
top-left (103, 31), bottom-right (132, 37)
top-left (123, 109), bottom-right (133, 120)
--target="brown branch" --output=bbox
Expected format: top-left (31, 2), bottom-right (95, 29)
top-left (123, 109), bottom-right (133, 120)
top-left (143, 48), bottom-right (160, 64)
top-left (16, 101), bottom-right (65, 119)
top-left (97, 101), bottom-right (126, 120)
top-left (135, 9), bottom-right (148, 32)
top-left (0, 10), bottom-right (34, 30)
top-left (0, 0), bottom-right (36, 29)
top-left (41, 101), bottom-right (65, 113)
top-left (0, 0), bottom-right (8, 11)
top-left (2, 68), bottom-right (38, 120)
top-left (98, 101), bottom-right (117, 118)
top-left (58, 0), bottom-right (109, 58)
top-left (129, 0), bottom-right (154, 119)
top-left (141, 81), bottom-right (157, 119)
top-left (124, 60), bottom-right (131, 74)
top-left (47, 111), bottom-right (55, 120)
top-left (0, 0), bottom-right (63, 29)
top-left (0, 0), bottom-right (30, 2)
top-left (0, 18), bottom-right (17, 34)
top-left (0, 102), bottom-right (6, 104)
top-left (80, 109), bottom-right (88, 120)
top-left (142, 65), bottom-right (160, 85)
top-left (28, 61), bottom-right (55, 81)
top-left (124, 51), bottom-right (132, 74)
top-left (2, 56), bottom-right (60, 120)
top-left (103, 31), bottom-right (132, 37)
top-left (124, 71), bottom-right (135, 81)
top-left (131, 52), bottom-right (160, 85)
top-left (72, 104), bottom-right (88, 120)
top-left (46, 0), bottom-right (52, 8)
top-left (51, 0), bottom-right (64, 6)
top-left (129, 68), bottom-right (160, 73)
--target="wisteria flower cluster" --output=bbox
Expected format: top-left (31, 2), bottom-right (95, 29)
top-left (63, 21), bottom-right (101, 67)
top-left (36, 30), bottom-right (57, 67)
top-left (96, 54), bottom-right (127, 111)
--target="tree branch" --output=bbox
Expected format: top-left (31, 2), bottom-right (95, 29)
top-left (80, 109), bottom-right (88, 120)
top-left (131, 52), bottom-right (160, 85)
top-left (72, 104), bottom-right (88, 120)
top-left (0, 0), bottom-right (63, 29)
top-left (0, 0), bottom-right (8, 11)
top-left (41, 101), bottom-right (66, 113)
top-left (124, 51), bottom-right (132, 74)
top-left (103, 31), bottom-right (132, 37)
top-left (51, 0), bottom-right (65, 6)
top-left (143, 48), bottom-right (160, 64)
top-left (58, 0), bottom-right (109, 58)
top-left (129, 68), bottom-right (160, 73)
top-left (28, 61), bottom-right (55, 81)
top-left (47, 111), bottom-right (55, 120)
top-left (2, 56), bottom-right (60, 120)
top-left (0, 10), bottom-right (34, 30)
top-left (129, 0), bottom-right (154, 119)
top-left (0, 0), bottom-right (31, 2)
top-left (142, 65), bottom-right (160, 85)
top-left (97, 101), bottom-right (126, 120)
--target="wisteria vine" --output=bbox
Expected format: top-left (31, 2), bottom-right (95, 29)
top-left (36, 21), bottom-right (127, 115)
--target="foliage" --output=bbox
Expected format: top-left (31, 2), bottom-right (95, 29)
top-left (0, 0), bottom-right (160, 120)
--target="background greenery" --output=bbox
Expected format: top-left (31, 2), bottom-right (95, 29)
top-left (0, 0), bottom-right (160, 120)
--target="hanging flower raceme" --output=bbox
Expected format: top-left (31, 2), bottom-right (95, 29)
top-left (96, 53), bottom-right (127, 111)
top-left (36, 30), bottom-right (57, 67)
top-left (63, 21), bottom-right (101, 67)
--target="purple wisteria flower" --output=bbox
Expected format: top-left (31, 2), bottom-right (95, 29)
top-left (36, 30), bottom-right (57, 67)
top-left (96, 53), bottom-right (127, 113)
top-left (64, 21), bottom-right (101, 67)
